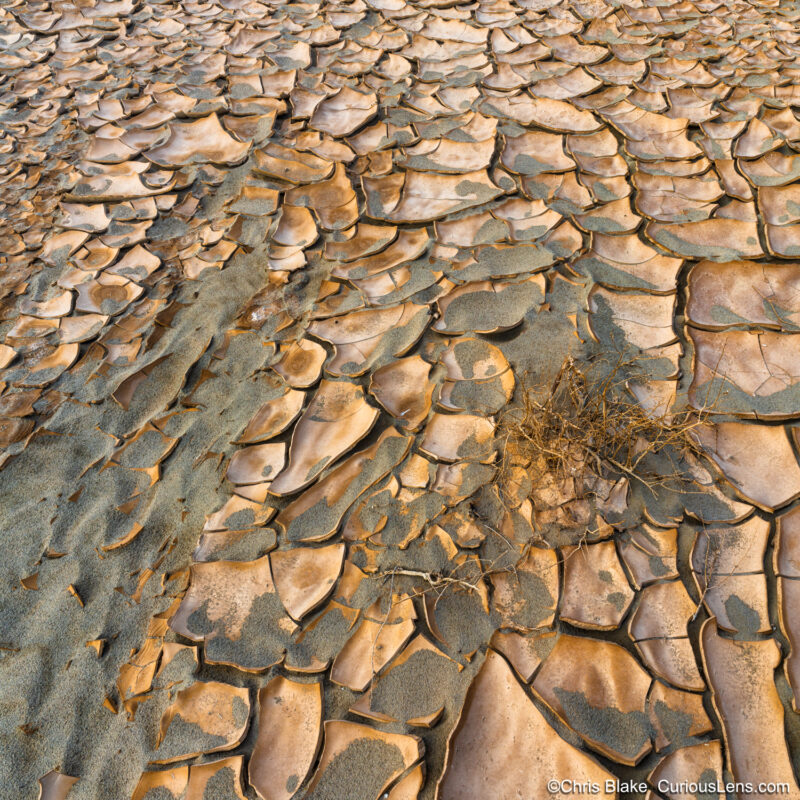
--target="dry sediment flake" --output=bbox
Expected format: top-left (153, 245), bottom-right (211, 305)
top-left (7, 0), bottom-right (800, 797)
top-left (439, 650), bottom-right (615, 799)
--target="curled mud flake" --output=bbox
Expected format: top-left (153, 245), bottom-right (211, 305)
top-left (249, 677), bottom-right (322, 800)
top-left (532, 634), bottom-right (653, 765)
top-left (239, 389), bottom-right (305, 444)
top-left (363, 169), bottom-right (503, 223)
top-left (20, 290), bottom-right (73, 319)
top-left (700, 619), bottom-right (800, 796)
top-left (767, 223), bottom-right (800, 259)
top-left (228, 185), bottom-right (280, 217)
top-left (419, 412), bottom-right (495, 463)
top-left (692, 421), bottom-right (800, 511)
top-left (269, 379), bottom-right (379, 496)
top-left (324, 222), bottom-right (398, 262)
top-left (0, 344), bottom-right (16, 370)
top-left (275, 427), bottom-right (411, 543)
top-left (169, 556), bottom-right (293, 672)
top-left (152, 680), bottom-right (250, 764)
top-left (397, 136), bottom-right (496, 174)
top-left (254, 144), bottom-right (334, 183)
top-left (439, 650), bottom-right (615, 800)
top-left (646, 218), bottom-right (763, 261)
top-left (37, 771), bottom-right (78, 800)
top-left (575, 197), bottom-right (642, 235)
top-left (492, 197), bottom-right (563, 242)
top-left (368, 355), bottom-right (435, 431)
top-left (285, 164), bottom-right (358, 231)
top-left (226, 443), bottom-right (286, 486)
top-left (740, 151), bottom-right (800, 187)
top-left (303, 720), bottom-right (423, 800)
top-left (574, 233), bottom-right (682, 294)
top-left (310, 86), bottom-right (378, 137)
top-left (309, 304), bottom-right (430, 377)
top-left (202, 494), bottom-right (274, 533)
top-left (132, 766), bottom-right (188, 800)
top-left (331, 229), bottom-right (430, 281)
top-left (186, 757), bottom-right (247, 800)
top-left (777, 574), bottom-right (800, 711)
top-left (481, 94), bottom-right (602, 133)
top-left (560, 540), bottom-right (634, 630)
top-left (438, 337), bottom-right (514, 415)
top-left (74, 273), bottom-right (143, 316)
top-left (272, 205), bottom-right (317, 249)
top-left (633, 172), bottom-right (723, 224)
top-left (384, 763), bottom-right (424, 800)
top-left (145, 114), bottom-right (250, 167)
top-left (434, 276), bottom-right (546, 335)
top-left (270, 543), bottom-right (345, 621)
top-left (0, 417), bottom-right (35, 448)
top-left (273, 340), bottom-right (326, 389)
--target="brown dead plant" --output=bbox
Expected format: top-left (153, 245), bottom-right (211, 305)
top-left (495, 352), bottom-right (714, 506)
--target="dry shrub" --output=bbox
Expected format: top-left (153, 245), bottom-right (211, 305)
top-left (375, 354), bottom-right (716, 610)
top-left (495, 353), bottom-right (712, 509)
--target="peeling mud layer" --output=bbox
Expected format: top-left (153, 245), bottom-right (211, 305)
top-left (4, 0), bottom-right (800, 799)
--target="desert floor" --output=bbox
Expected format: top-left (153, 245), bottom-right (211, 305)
top-left (3, 0), bottom-right (800, 798)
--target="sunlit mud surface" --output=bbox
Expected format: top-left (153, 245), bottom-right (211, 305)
top-left (3, 0), bottom-right (800, 797)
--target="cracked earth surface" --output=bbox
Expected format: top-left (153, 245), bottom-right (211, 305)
top-left (3, 0), bottom-right (800, 798)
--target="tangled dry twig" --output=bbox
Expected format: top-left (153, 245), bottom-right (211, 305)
top-left (495, 353), bottom-right (715, 506)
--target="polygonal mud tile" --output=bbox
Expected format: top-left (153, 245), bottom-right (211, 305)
top-left (629, 580), bottom-right (705, 691)
top-left (275, 427), bottom-right (411, 542)
top-left (688, 329), bottom-right (800, 417)
top-left (350, 635), bottom-right (461, 726)
top-left (303, 721), bottom-right (423, 800)
top-left (238, 389), bottom-right (305, 444)
top-left (489, 630), bottom-right (557, 683)
top-left (249, 677), bottom-right (322, 800)
top-left (617, 524), bottom-right (679, 589)
top-left (151, 681), bottom-right (250, 764)
top-left (169, 556), bottom-right (294, 671)
top-left (691, 516), bottom-right (771, 636)
top-left (700, 619), bottom-right (800, 796)
top-left (309, 304), bottom-right (430, 377)
top-left (270, 543), bottom-right (345, 621)
top-left (434, 277), bottom-right (545, 335)
top-left (686, 260), bottom-right (800, 331)
top-left (532, 634), bottom-right (653, 765)
top-left (647, 680), bottom-right (712, 752)
top-left (363, 169), bottom-right (502, 222)
top-left (490, 547), bottom-right (559, 632)
top-left (37, 771), bottom-right (78, 800)
top-left (439, 650), bottom-right (615, 800)
top-left (145, 114), bottom-right (250, 166)
top-left (648, 741), bottom-right (724, 800)
top-left (269, 379), bottom-right (379, 496)
top-left (368, 355), bottom-right (435, 431)
top-left (692, 422), bottom-right (800, 511)
top-left (560, 540), bottom-right (634, 630)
